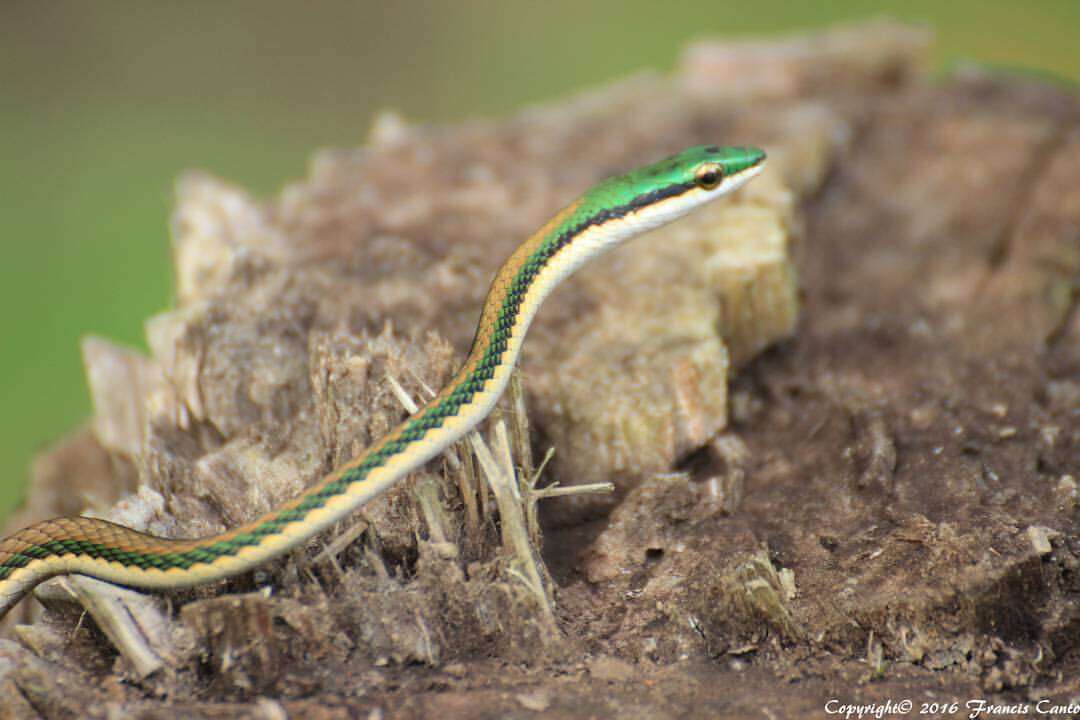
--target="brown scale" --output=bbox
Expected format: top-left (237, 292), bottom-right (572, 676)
top-left (0, 517), bottom-right (200, 562)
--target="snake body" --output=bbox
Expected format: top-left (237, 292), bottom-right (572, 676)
top-left (0, 145), bottom-right (765, 618)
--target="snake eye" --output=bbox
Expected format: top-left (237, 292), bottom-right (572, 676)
top-left (695, 163), bottom-right (724, 190)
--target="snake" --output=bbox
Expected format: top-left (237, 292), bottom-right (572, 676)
top-left (0, 144), bottom-right (766, 619)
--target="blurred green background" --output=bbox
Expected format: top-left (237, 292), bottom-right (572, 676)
top-left (2, 1), bottom-right (1078, 523)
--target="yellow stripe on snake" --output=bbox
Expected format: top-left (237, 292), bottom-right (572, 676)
top-left (0, 145), bottom-right (766, 618)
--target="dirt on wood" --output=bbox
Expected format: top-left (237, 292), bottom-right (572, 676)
top-left (1, 22), bottom-right (1078, 720)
